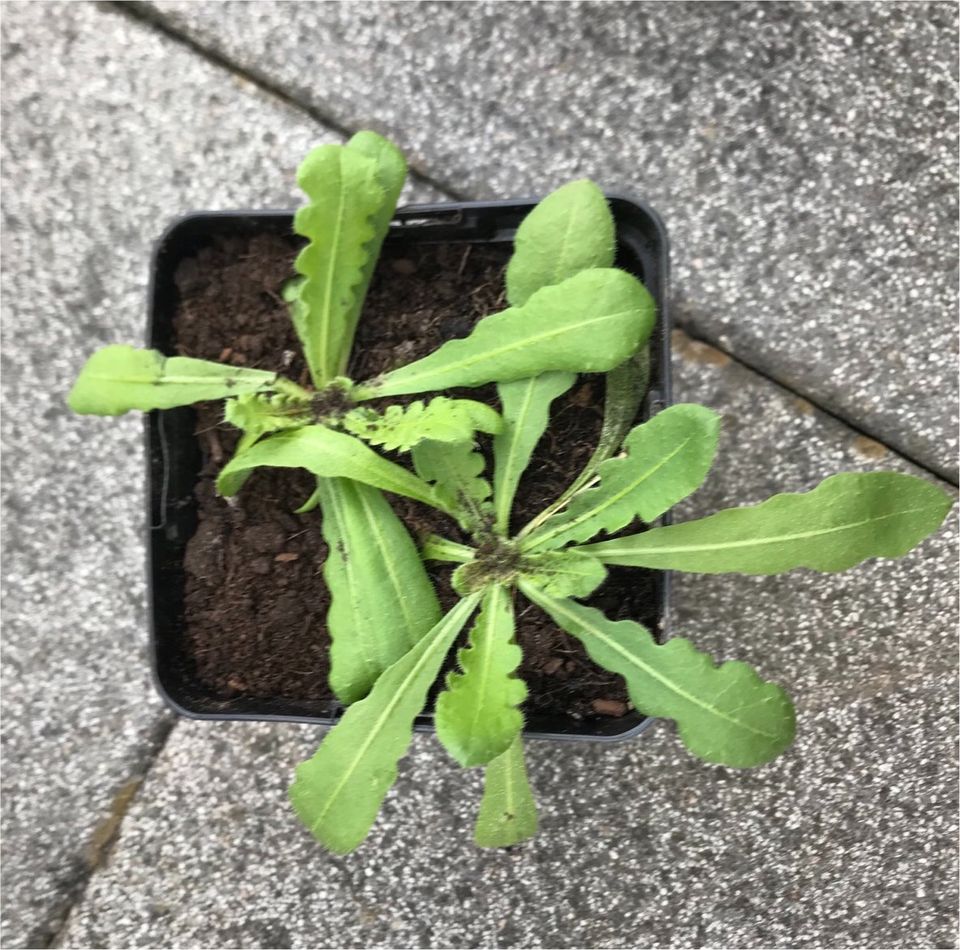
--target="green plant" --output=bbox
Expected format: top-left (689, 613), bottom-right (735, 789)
top-left (287, 178), bottom-right (953, 854)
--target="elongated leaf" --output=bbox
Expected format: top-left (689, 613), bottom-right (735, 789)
top-left (519, 550), bottom-right (607, 599)
top-left (493, 373), bottom-right (575, 533)
top-left (581, 471), bottom-right (954, 574)
top-left (293, 144), bottom-right (385, 385)
top-left (355, 269), bottom-right (655, 398)
top-left (412, 439), bottom-right (493, 533)
top-left (521, 584), bottom-right (795, 767)
top-left (421, 535), bottom-right (475, 563)
top-left (216, 425), bottom-right (452, 514)
top-left (475, 736), bottom-right (538, 848)
top-left (343, 397), bottom-right (502, 452)
top-left (505, 179), bottom-right (615, 307)
top-left (223, 392), bottom-right (312, 435)
top-left (68, 345), bottom-right (284, 415)
top-left (435, 586), bottom-right (526, 767)
top-left (290, 594), bottom-right (482, 854)
top-left (317, 478), bottom-right (442, 704)
top-left (524, 404), bottom-right (720, 551)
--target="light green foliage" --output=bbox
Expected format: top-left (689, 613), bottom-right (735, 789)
top-left (343, 397), bottom-right (502, 452)
top-left (290, 594), bottom-right (482, 854)
top-left (521, 584), bottom-right (795, 767)
top-left (582, 471), bottom-right (953, 574)
top-left (435, 586), bottom-right (526, 767)
top-left (518, 549), bottom-right (607, 599)
top-left (412, 439), bottom-right (493, 533)
top-left (493, 373), bottom-right (575, 533)
top-left (475, 736), bottom-right (538, 848)
top-left (68, 345), bottom-right (288, 415)
top-left (505, 179), bottom-right (616, 306)
top-left (215, 425), bottom-right (451, 514)
top-left (293, 135), bottom-right (404, 386)
top-left (316, 478), bottom-right (442, 704)
top-left (356, 269), bottom-right (655, 398)
top-left (420, 535), bottom-right (475, 563)
top-left (524, 404), bottom-right (720, 551)
top-left (223, 392), bottom-right (312, 437)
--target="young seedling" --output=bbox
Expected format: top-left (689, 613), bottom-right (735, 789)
top-left (69, 135), bottom-right (656, 702)
top-left (288, 179), bottom-right (953, 854)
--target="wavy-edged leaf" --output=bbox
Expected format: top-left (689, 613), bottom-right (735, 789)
top-left (293, 144), bottom-right (385, 385)
top-left (223, 392), bottom-right (312, 436)
top-left (505, 179), bottom-right (615, 307)
top-left (581, 471), bottom-right (954, 574)
top-left (524, 404), bottom-right (720, 551)
top-left (215, 425), bottom-right (452, 515)
top-left (493, 373), bottom-right (575, 533)
top-left (435, 586), bottom-right (526, 767)
top-left (421, 535), bottom-right (475, 563)
top-left (290, 594), bottom-right (482, 854)
top-left (412, 439), bottom-right (493, 533)
top-left (521, 584), bottom-right (795, 767)
top-left (68, 345), bottom-right (285, 415)
top-left (475, 736), bottom-right (538, 848)
top-left (317, 478), bottom-right (442, 704)
top-left (519, 549), bottom-right (607, 599)
top-left (355, 269), bottom-right (655, 398)
top-left (343, 397), bottom-right (502, 452)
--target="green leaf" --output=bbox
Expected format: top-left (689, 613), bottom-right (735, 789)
top-left (493, 373), bottom-right (575, 533)
top-left (524, 404), bottom-right (720, 551)
top-left (505, 179), bottom-right (616, 307)
top-left (316, 478), bottom-right (442, 704)
top-left (293, 143), bottom-right (386, 386)
top-left (475, 736), bottom-right (538, 848)
top-left (412, 439), bottom-right (493, 533)
top-left (223, 392), bottom-right (312, 436)
top-left (290, 594), bottom-right (482, 854)
top-left (581, 471), bottom-right (954, 574)
top-left (355, 269), bottom-right (655, 398)
top-left (520, 585), bottom-right (795, 768)
top-left (342, 397), bottom-right (502, 452)
top-left (518, 549), bottom-right (607, 599)
top-left (215, 425), bottom-right (452, 515)
top-left (68, 345), bottom-right (286, 415)
top-left (435, 586), bottom-right (526, 767)
top-left (421, 535), bottom-right (475, 563)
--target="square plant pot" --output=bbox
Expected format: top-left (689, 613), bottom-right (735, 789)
top-left (146, 196), bottom-right (671, 742)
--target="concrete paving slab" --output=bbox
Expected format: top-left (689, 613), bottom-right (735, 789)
top-left (145, 0), bottom-right (960, 481)
top-left (56, 335), bottom-right (957, 949)
top-left (0, 3), bottom-right (439, 945)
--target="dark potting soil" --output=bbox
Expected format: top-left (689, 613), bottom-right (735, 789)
top-left (173, 233), bottom-right (658, 722)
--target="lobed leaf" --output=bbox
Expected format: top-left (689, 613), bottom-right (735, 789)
top-left (521, 584), bottom-right (795, 768)
top-left (412, 439), bottom-right (493, 533)
top-left (316, 478), bottom-right (442, 704)
top-left (290, 594), bottom-right (482, 854)
top-left (223, 392), bottom-right (312, 436)
top-left (493, 373), bottom-right (575, 533)
top-left (524, 404), bottom-right (720, 551)
top-left (435, 586), bottom-right (526, 767)
top-left (474, 736), bottom-right (538, 848)
top-left (581, 471), bottom-right (954, 574)
top-left (518, 549), bottom-right (607, 599)
top-left (343, 397), bottom-right (502, 453)
top-left (355, 269), bottom-right (655, 398)
top-left (505, 179), bottom-right (616, 307)
top-left (68, 345), bottom-right (285, 415)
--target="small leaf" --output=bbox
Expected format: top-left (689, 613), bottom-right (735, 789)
top-left (518, 549), bottom-right (607, 599)
top-left (581, 471), bottom-right (954, 574)
top-left (493, 373), bottom-right (575, 533)
top-left (290, 594), bottom-right (482, 854)
top-left (216, 425), bottom-right (452, 515)
top-left (521, 584), bottom-right (795, 768)
top-left (436, 586), bottom-right (526, 767)
top-left (421, 535), bottom-right (475, 563)
top-left (223, 392), bottom-right (312, 435)
top-left (68, 345), bottom-right (283, 415)
top-left (475, 736), bottom-right (538, 848)
top-left (412, 439), bottom-right (493, 533)
top-left (524, 404), bottom-right (720, 551)
top-left (317, 478), bottom-right (442, 704)
top-left (356, 269), bottom-right (655, 398)
top-left (343, 397), bottom-right (502, 452)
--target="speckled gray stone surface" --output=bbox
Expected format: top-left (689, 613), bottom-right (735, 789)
top-left (55, 337), bottom-right (957, 949)
top-left (145, 0), bottom-right (960, 481)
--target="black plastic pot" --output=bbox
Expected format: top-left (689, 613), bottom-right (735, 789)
top-left (146, 196), bottom-right (671, 743)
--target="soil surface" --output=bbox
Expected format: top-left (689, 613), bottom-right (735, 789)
top-left (172, 233), bottom-right (659, 724)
